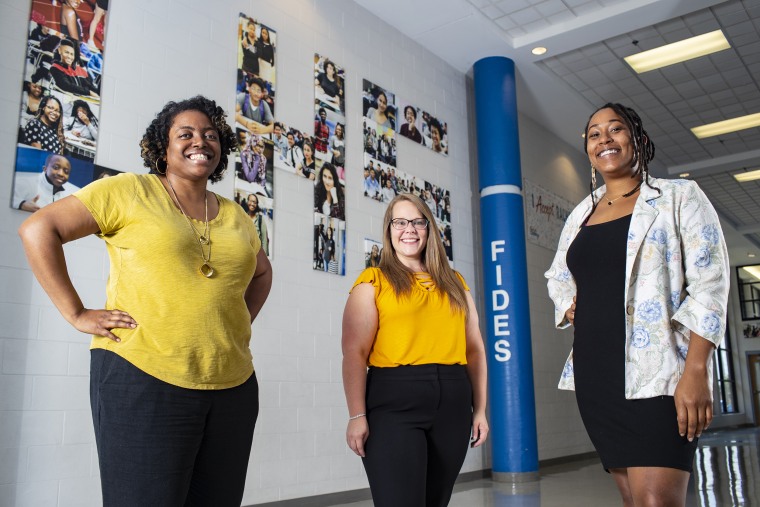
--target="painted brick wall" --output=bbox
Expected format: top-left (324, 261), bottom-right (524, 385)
top-left (0, 0), bottom-right (595, 505)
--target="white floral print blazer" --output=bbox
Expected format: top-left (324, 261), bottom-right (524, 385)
top-left (545, 177), bottom-right (729, 399)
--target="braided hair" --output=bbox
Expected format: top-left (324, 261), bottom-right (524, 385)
top-left (584, 103), bottom-right (658, 208)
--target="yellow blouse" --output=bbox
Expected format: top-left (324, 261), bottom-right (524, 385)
top-left (351, 267), bottom-right (469, 367)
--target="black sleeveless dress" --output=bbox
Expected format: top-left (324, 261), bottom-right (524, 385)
top-left (566, 214), bottom-right (697, 472)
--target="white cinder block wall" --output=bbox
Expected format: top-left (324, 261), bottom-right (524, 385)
top-left (0, 0), bottom-right (597, 505)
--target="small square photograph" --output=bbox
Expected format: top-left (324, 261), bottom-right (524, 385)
top-left (92, 164), bottom-right (121, 181)
top-left (235, 70), bottom-right (275, 135)
top-left (235, 188), bottom-right (273, 259)
top-left (313, 213), bottom-right (346, 276)
top-left (236, 134), bottom-right (273, 198)
top-left (314, 54), bottom-right (345, 113)
top-left (12, 145), bottom-right (94, 212)
top-left (743, 322), bottom-right (760, 338)
top-left (362, 79), bottom-right (396, 132)
top-left (238, 14), bottom-right (276, 85)
top-left (61, 94), bottom-right (99, 161)
top-left (273, 124), bottom-right (305, 175)
top-left (421, 110), bottom-right (448, 156)
top-left (364, 238), bottom-right (382, 268)
top-left (362, 119), bottom-right (396, 167)
top-left (314, 160), bottom-right (345, 220)
top-left (396, 99), bottom-right (423, 145)
top-left (313, 104), bottom-right (346, 159)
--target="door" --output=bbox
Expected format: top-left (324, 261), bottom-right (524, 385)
top-left (749, 354), bottom-right (760, 426)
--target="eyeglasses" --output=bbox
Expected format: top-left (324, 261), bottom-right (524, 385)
top-left (390, 218), bottom-right (428, 230)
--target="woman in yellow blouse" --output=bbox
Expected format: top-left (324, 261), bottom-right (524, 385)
top-left (342, 193), bottom-right (488, 507)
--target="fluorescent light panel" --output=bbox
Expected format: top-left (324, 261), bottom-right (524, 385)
top-left (741, 266), bottom-right (760, 282)
top-left (692, 112), bottom-right (760, 139)
top-left (624, 30), bottom-right (730, 73)
top-left (733, 168), bottom-right (760, 183)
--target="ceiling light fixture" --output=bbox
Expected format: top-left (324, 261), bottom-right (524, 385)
top-left (733, 168), bottom-right (760, 183)
top-left (624, 29), bottom-right (730, 73)
top-left (692, 113), bottom-right (760, 139)
top-left (742, 265), bottom-right (760, 282)
top-left (532, 47), bottom-right (547, 56)
top-left (678, 172), bottom-right (690, 178)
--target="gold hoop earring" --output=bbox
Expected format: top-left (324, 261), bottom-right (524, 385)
top-left (591, 165), bottom-right (597, 191)
top-left (155, 158), bottom-right (166, 175)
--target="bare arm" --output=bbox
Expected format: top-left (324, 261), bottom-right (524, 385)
top-left (464, 291), bottom-right (489, 447)
top-left (341, 283), bottom-right (377, 457)
top-left (244, 249), bottom-right (272, 322)
top-left (17, 195), bottom-right (136, 340)
top-left (62, 8), bottom-right (80, 40)
top-left (674, 333), bottom-right (715, 441)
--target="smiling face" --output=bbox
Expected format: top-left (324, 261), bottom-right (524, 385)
top-left (321, 166), bottom-right (334, 190)
top-left (585, 107), bottom-right (634, 177)
top-left (390, 200), bottom-right (428, 267)
top-left (335, 124), bottom-right (343, 138)
top-left (247, 194), bottom-right (258, 211)
top-left (405, 106), bottom-right (415, 125)
top-left (164, 110), bottom-right (221, 182)
top-left (41, 98), bottom-right (61, 125)
top-left (376, 92), bottom-right (387, 113)
top-left (59, 44), bottom-right (75, 66)
top-left (44, 155), bottom-right (71, 186)
top-left (303, 143), bottom-right (313, 160)
top-left (247, 82), bottom-right (263, 104)
top-left (325, 62), bottom-right (335, 78)
top-left (260, 27), bottom-right (269, 43)
top-left (431, 125), bottom-right (441, 147)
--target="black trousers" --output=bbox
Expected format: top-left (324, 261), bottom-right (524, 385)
top-left (90, 349), bottom-right (259, 507)
top-left (362, 364), bottom-right (473, 507)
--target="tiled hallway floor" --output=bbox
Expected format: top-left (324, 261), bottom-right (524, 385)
top-left (330, 426), bottom-right (759, 506)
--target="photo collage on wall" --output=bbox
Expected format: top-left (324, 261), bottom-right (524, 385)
top-left (362, 80), bottom-right (454, 262)
top-left (396, 98), bottom-right (448, 156)
top-left (234, 13), bottom-right (276, 258)
top-left (312, 54), bottom-right (347, 276)
top-left (364, 238), bottom-right (382, 268)
top-left (11, 0), bottom-right (109, 213)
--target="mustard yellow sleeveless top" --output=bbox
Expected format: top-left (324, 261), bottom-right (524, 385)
top-left (351, 267), bottom-right (469, 367)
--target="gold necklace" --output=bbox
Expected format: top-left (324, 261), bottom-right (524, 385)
top-left (603, 181), bottom-right (642, 206)
top-left (166, 176), bottom-right (214, 278)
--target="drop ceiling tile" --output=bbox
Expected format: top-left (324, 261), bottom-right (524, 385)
top-left (535, 0), bottom-right (566, 18)
top-left (509, 6), bottom-right (542, 24)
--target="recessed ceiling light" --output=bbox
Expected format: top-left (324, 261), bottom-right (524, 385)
top-left (624, 30), bottom-right (730, 73)
top-left (678, 172), bottom-right (690, 178)
top-left (733, 168), bottom-right (760, 183)
top-left (532, 47), bottom-right (547, 56)
top-left (692, 113), bottom-right (760, 139)
top-left (749, 253), bottom-right (757, 258)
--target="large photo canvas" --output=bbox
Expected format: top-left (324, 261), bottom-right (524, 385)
top-left (12, 1), bottom-right (109, 212)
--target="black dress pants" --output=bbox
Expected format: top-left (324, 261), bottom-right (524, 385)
top-left (362, 364), bottom-right (473, 507)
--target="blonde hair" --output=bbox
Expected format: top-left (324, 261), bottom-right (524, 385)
top-left (379, 193), bottom-right (468, 317)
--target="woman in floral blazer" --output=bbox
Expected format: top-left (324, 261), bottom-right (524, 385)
top-left (545, 103), bottom-right (729, 506)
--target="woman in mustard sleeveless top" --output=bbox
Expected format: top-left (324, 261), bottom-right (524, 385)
top-left (342, 193), bottom-right (488, 507)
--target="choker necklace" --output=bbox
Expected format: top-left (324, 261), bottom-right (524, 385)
top-left (604, 181), bottom-right (642, 206)
top-left (166, 176), bottom-right (214, 278)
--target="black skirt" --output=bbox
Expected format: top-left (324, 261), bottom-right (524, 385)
top-left (566, 214), bottom-right (696, 472)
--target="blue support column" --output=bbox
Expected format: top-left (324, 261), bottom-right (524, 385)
top-left (473, 56), bottom-right (539, 482)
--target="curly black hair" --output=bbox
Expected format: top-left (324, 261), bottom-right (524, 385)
top-left (140, 95), bottom-right (235, 183)
top-left (584, 102), bottom-right (658, 207)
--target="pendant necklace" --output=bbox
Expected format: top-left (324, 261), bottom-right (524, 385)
top-left (166, 176), bottom-right (214, 278)
top-left (604, 181), bottom-right (642, 206)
